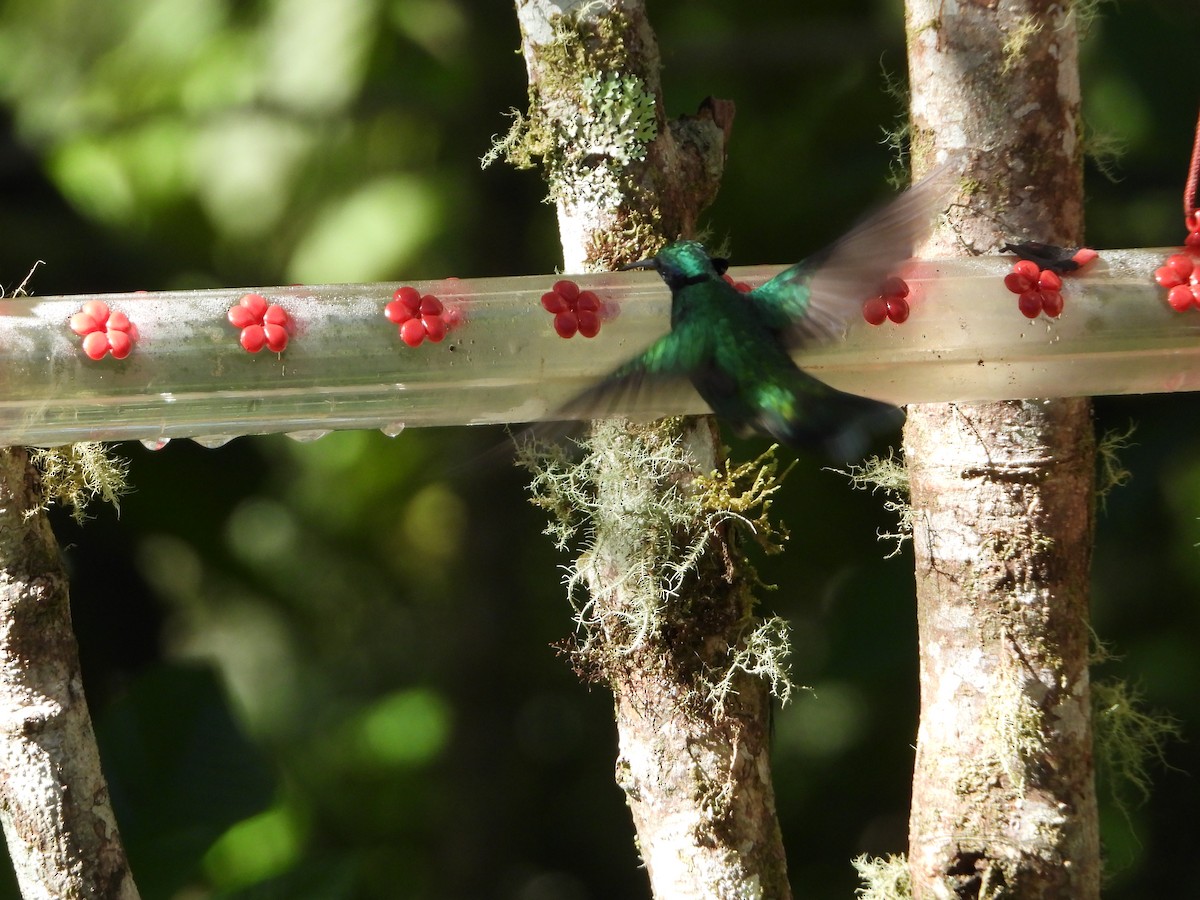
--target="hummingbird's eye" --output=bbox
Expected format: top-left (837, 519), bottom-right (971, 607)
top-left (710, 257), bottom-right (730, 275)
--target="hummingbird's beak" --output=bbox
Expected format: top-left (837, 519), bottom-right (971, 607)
top-left (618, 258), bottom-right (658, 271)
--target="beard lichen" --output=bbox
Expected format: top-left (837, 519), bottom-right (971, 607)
top-left (1091, 678), bottom-right (1180, 812)
top-left (1095, 422), bottom-right (1134, 511)
top-left (703, 614), bottom-right (795, 716)
top-left (518, 422), bottom-right (795, 715)
top-left (27, 442), bottom-right (129, 523)
top-left (852, 853), bottom-right (913, 900)
top-left (827, 449), bottom-right (912, 558)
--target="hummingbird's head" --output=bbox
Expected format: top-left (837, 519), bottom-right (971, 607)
top-left (620, 241), bottom-right (727, 290)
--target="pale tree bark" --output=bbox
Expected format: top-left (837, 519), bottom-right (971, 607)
top-left (511, 1), bottom-right (790, 897)
top-left (903, 2), bottom-right (1100, 897)
top-left (0, 449), bottom-right (140, 899)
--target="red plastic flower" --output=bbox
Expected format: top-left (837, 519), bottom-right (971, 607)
top-left (434, 277), bottom-right (466, 331)
top-left (385, 287), bottom-right (459, 347)
top-left (1004, 260), bottom-right (1064, 319)
top-left (229, 293), bottom-right (290, 352)
top-left (541, 279), bottom-right (609, 339)
top-left (862, 275), bottom-right (911, 326)
top-left (722, 273), bottom-right (753, 293)
top-left (1186, 213), bottom-right (1200, 253)
top-left (70, 300), bottom-right (138, 360)
top-left (1154, 253), bottom-right (1200, 312)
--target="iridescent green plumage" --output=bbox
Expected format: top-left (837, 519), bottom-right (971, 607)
top-left (561, 169), bottom-right (951, 457)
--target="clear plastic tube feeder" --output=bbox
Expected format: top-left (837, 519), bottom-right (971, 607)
top-left (0, 247), bottom-right (1192, 448)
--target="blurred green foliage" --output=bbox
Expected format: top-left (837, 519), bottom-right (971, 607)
top-left (1, 0), bottom-right (1199, 897)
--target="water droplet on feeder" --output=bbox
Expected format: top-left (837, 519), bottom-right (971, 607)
top-left (193, 434), bottom-right (235, 449)
top-left (285, 430), bottom-right (330, 443)
top-left (140, 438), bottom-right (170, 451)
top-left (381, 421), bottom-right (406, 437)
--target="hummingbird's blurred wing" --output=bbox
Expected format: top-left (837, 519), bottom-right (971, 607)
top-left (546, 327), bottom-right (708, 425)
top-left (749, 163), bottom-right (955, 347)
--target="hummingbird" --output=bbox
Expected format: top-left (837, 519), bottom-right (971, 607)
top-left (551, 167), bottom-right (953, 458)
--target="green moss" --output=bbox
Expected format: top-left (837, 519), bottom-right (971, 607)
top-left (1002, 15), bottom-right (1044, 75)
top-left (29, 442), bottom-right (129, 523)
top-left (988, 663), bottom-right (1048, 789)
top-left (480, 108), bottom-right (552, 172)
top-left (908, 16), bottom-right (941, 40)
top-left (959, 177), bottom-right (985, 198)
top-left (584, 206), bottom-right (667, 271)
top-left (695, 445), bottom-right (794, 555)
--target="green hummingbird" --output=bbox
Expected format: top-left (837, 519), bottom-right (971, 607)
top-left (557, 169), bottom-right (951, 457)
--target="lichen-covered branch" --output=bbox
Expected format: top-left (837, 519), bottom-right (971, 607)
top-left (0, 448), bottom-right (140, 899)
top-left (902, 1), bottom-right (1101, 896)
top-left (506, 0), bottom-right (732, 271)
top-left (521, 421), bottom-right (793, 899)
top-left (507, 2), bottom-right (791, 897)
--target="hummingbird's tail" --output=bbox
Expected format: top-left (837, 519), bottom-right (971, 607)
top-left (745, 379), bottom-right (904, 462)
top-left (819, 391), bottom-right (905, 462)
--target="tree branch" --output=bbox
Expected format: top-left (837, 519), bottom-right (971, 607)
top-left (0, 448), bottom-right (140, 899)
top-left (510, 2), bottom-right (790, 896)
top-left (903, 1), bottom-right (1101, 895)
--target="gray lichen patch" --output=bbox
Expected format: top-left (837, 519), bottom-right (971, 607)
top-left (484, 8), bottom-right (658, 212)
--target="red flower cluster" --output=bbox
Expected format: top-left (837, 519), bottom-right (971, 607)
top-left (862, 276), bottom-right (911, 326)
top-left (385, 287), bottom-right (459, 347)
top-left (541, 279), bottom-right (604, 339)
top-left (1004, 260), bottom-right (1064, 319)
top-left (1186, 212), bottom-right (1200, 253)
top-left (229, 293), bottom-right (290, 353)
top-left (70, 301), bottom-right (138, 360)
top-left (1155, 253), bottom-right (1200, 312)
top-left (722, 273), bottom-right (752, 293)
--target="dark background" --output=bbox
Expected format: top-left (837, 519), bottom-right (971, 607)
top-left (1, 0), bottom-right (1198, 897)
